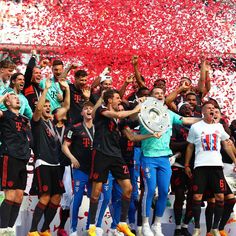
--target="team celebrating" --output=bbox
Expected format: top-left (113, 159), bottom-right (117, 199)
top-left (0, 54), bottom-right (236, 236)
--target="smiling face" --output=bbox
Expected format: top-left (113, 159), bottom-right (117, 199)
top-left (81, 104), bottom-right (94, 120)
top-left (151, 87), bottom-right (164, 101)
top-left (5, 94), bottom-right (21, 110)
top-left (12, 74), bottom-right (25, 92)
top-left (186, 94), bottom-right (197, 110)
top-left (32, 67), bottom-right (42, 84)
top-left (1, 67), bottom-right (15, 82)
top-left (101, 79), bottom-right (112, 91)
top-left (42, 101), bottom-right (51, 119)
top-left (52, 64), bottom-right (63, 79)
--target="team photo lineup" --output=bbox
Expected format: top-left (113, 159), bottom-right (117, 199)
top-left (0, 53), bottom-right (236, 236)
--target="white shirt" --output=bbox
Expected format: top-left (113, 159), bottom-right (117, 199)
top-left (187, 120), bottom-right (229, 168)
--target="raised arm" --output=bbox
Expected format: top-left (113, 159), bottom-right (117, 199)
top-left (33, 79), bottom-right (51, 122)
top-left (132, 55), bottom-right (146, 88)
top-left (119, 75), bottom-right (134, 98)
top-left (24, 54), bottom-right (37, 89)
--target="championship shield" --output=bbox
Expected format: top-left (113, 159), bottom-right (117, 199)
top-left (138, 97), bottom-right (170, 134)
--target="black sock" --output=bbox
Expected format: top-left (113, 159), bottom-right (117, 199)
top-left (30, 202), bottom-right (46, 232)
top-left (183, 191), bottom-right (193, 225)
top-left (41, 202), bottom-right (59, 232)
top-left (212, 200), bottom-right (224, 229)
top-left (8, 202), bottom-right (21, 227)
top-left (59, 208), bottom-right (70, 229)
top-left (120, 196), bottom-right (131, 223)
top-left (0, 199), bottom-right (14, 228)
top-left (174, 198), bottom-right (184, 226)
top-left (89, 198), bottom-right (99, 225)
top-left (219, 198), bottom-right (235, 231)
top-left (192, 199), bottom-right (202, 228)
top-left (205, 202), bottom-right (215, 233)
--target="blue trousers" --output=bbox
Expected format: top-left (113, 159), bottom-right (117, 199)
top-left (71, 169), bottom-right (90, 232)
top-left (141, 156), bottom-right (172, 217)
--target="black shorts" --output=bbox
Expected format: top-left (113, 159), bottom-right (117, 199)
top-left (171, 166), bottom-right (193, 193)
top-left (90, 150), bottom-right (130, 183)
top-left (192, 166), bottom-right (226, 195)
top-left (34, 165), bottom-right (65, 196)
top-left (0, 155), bottom-right (28, 190)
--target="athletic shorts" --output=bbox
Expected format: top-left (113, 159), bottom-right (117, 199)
top-left (0, 155), bottom-right (28, 190)
top-left (90, 150), bottom-right (130, 183)
top-left (192, 166), bottom-right (226, 195)
top-left (171, 166), bottom-right (193, 193)
top-left (34, 165), bottom-right (65, 196)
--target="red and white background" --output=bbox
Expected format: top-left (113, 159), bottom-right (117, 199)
top-left (0, 1), bottom-right (236, 235)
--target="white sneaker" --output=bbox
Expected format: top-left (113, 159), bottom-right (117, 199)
top-left (151, 223), bottom-right (164, 236)
top-left (192, 228), bottom-right (201, 236)
top-left (96, 227), bottom-right (104, 236)
top-left (7, 227), bottom-right (15, 236)
top-left (210, 229), bottom-right (221, 236)
top-left (69, 231), bottom-right (77, 236)
top-left (136, 226), bottom-right (143, 236)
top-left (107, 228), bottom-right (124, 236)
top-left (142, 223), bottom-right (154, 236)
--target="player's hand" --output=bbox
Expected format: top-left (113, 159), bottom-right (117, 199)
top-left (132, 55), bottom-right (138, 66)
top-left (153, 132), bottom-right (162, 139)
top-left (57, 93), bottom-right (63, 101)
top-left (59, 80), bottom-right (69, 90)
top-left (71, 157), bottom-right (80, 168)
top-left (82, 87), bottom-right (91, 100)
top-left (185, 166), bottom-right (192, 178)
top-left (45, 79), bottom-right (52, 89)
top-left (133, 103), bottom-right (141, 113)
top-left (126, 75), bottom-right (134, 84)
top-left (137, 96), bottom-right (146, 103)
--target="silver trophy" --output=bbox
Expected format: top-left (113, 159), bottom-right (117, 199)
top-left (138, 97), bottom-right (170, 134)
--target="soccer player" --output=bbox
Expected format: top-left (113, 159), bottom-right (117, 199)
top-left (0, 93), bottom-right (31, 235)
top-left (87, 89), bottom-right (141, 236)
top-left (28, 79), bottom-right (67, 236)
top-left (141, 87), bottom-right (201, 236)
top-left (185, 102), bottom-right (236, 236)
top-left (62, 101), bottom-right (94, 236)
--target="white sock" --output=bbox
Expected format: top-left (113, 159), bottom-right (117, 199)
top-left (181, 224), bottom-right (188, 228)
top-left (176, 225), bottom-right (181, 230)
top-left (153, 216), bottom-right (161, 225)
top-left (119, 222), bottom-right (127, 225)
top-left (142, 217), bottom-right (149, 225)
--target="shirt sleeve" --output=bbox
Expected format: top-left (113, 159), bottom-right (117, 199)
top-left (218, 124), bottom-right (230, 141)
top-left (64, 127), bottom-right (74, 143)
top-left (170, 110), bottom-right (183, 125)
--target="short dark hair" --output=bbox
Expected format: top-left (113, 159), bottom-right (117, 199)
top-left (201, 100), bottom-right (216, 110)
top-left (103, 89), bottom-right (119, 105)
top-left (83, 101), bottom-right (94, 108)
top-left (0, 60), bottom-right (16, 69)
top-left (75, 70), bottom-right (88, 78)
top-left (52, 59), bottom-right (63, 67)
top-left (9, 72), bottom-right (24, 88)
top-left (186, 91), bottom-right (197, 97)
top-left (136, 87), bottom-right (149, 97)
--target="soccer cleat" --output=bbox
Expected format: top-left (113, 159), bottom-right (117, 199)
top-left (219, 230), bottom-right (228, 236)
top-left (142, 223), bottom-right (154, 236)
top-left (210, 229), bottom-right (221, 236)
top-left (206, 233), bottom-right (214, 236)
top-left (136, 226), bottom-right (143, 236)
top-left (69, 231), bottom-right (77, 236)
top-left (39, 230), bottom-right (52, 236)
top-left (108, 228), bottom-right (124, 236)
top-left (192, 228), bottom-right (201, 236)
top-left (57, 228), bottom-right (69, 236)
top-left (28, 232), bottom-right (40, 236)
top-left (96, 227), bottom-right (104, 236)
top-left (117, 223), bottom-right (135, 236)
top-left (87, 225), bottom-right (96, 236)
top-left (181, 227), bottom-right (191, 236)
top-left (151, 223), bottom-right (164, 236)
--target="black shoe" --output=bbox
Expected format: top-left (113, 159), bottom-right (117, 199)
top-left (131, 229), bottom-right (136, 235)
top-left (174, 229), bottom-right (182, 236)
top-left (181, 227), bottom-right (192, 236)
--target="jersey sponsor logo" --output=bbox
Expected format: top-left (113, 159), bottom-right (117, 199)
top-left (74, 94), bottom-right (81, 103)
top-left (201, 132), bottom-right (219, 151)
top-left (122, 165), bottom-right (129, 174)
top-left (82, 137), bottom-right (91, 148)
top-left (126, 140), bottom-right (134, 151)
top-left (15, 121), bottom-right (23, 131)
top-left (42, 185), bottom-right (49, 192)
top-left (7, 181), bottom-right (14, 188)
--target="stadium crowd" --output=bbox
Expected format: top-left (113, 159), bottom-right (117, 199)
top-left (0, 53), bottom-right (236, 236)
